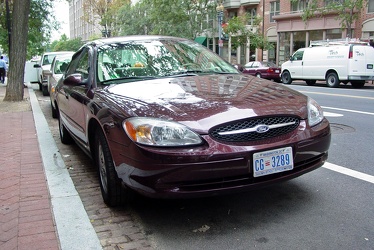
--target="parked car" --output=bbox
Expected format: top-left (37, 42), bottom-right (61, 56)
top-left (242, 61), bottom-right (282, 82)
top-left (44, 52), bottom-right (74, 118)
top-left (55, 36), bottom-right (331, 207)
top-left (33, 51), bottom-right (74, 95)
top-left (281, 39), bottom-right (374, 88)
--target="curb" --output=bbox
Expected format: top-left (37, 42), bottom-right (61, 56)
top-left (28, 86), bottom-right (103, 250)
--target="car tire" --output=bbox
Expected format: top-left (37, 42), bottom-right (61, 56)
top-left (305, 80), bottom-right (316, 86)
top-left (256, 73), bottom-right (261, 78)
top-left (51, 101), bottom-right (58, 119)
top-left (326, 72), bottom-right (340, 88)
top-left (351, 80), bottom-right (365, 89)
top-left (281, 71), bottom-right (292, 84)
top-left (42, 85), bottom-right (49, 96)
top-left (95, 128), bottom-right (127, 207)
top-left (59, 114), bottom-right (73, 144)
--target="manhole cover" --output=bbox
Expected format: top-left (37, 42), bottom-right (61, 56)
top-left (329, 123), bottom-right (355, 134)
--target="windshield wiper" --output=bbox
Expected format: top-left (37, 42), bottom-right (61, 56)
top-left (102, 76), bottom-right (157, 84)
top-left (165, 70), bottom-right (206, 77)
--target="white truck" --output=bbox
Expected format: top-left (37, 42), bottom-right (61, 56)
top-left (281, 39), bottom-right (374, 88)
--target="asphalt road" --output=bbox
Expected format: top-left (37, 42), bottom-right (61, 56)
top-left (34, 81), bottom-right (374, 250)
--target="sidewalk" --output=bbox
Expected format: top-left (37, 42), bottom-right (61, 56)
top-left (0, 84), bottom-right (102, 250)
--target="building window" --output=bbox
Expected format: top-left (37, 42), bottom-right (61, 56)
top-left (270, 1), bottom-right (280, 23)
top-left (326, 28), bottom-right (342, 39)
top-left (324, 0), bottom-right (343, 6)
top-left (369, 0), bottom-right (374, 13)
top-left (293, 31), bottom-right (306, 51)
top-left (246, 7), bottom-right (257, 25)
top-left (292, 0), bottom-right (309, 12)
top-left (278, 32), bottom-right (290, 65)
top-left (309, 30), bottom-right (324, 45)
top-left (228, 11), bottom-right (237, 20)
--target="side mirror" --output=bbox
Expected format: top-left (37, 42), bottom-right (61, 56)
top-left (63, 73), bottom-right (86, 86)
top-left (289, 56), bottom-right (294, 62)
top-left (44, 70), bottom-right (52, 76)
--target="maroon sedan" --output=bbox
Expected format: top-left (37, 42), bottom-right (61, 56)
top-left (55, 36), bottom-right (330, 206)
top-left (242, 61), bottom-right (282, 82)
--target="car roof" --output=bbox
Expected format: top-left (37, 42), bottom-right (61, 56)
top-left (53, 53), bottom-right (74, 59)
top-left (42, 51), bottom-right (75, 56)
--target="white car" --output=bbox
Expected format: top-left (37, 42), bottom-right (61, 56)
top-left (44, 53), bottom-right (74, 118)
top-left (33, 51), bottom-right (74, 95)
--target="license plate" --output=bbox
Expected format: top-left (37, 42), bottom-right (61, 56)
top-left (253, 147), bottom-right (294, 177)
top-left (275, 70), bottom-right (280, 73)
top-left (367, 64), bottom-right (373, 69)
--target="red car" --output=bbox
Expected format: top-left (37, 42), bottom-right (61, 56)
top-left (242, 61), bottom-right (282, 82)
top-left (55, 36), bottom-right (330, 206)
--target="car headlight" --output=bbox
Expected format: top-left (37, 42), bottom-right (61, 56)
top-left (307, 97), bottom-right (324, 127)
top-left (124, 117), bottom-right (203, 146)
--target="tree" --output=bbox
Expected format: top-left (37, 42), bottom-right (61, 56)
top-left (117, 1), bottom-right (149, 35)
top-left (293, 0), bottom-right (368, 38)
top-left (3, 0), bottom-right (31, 102)
top-left (118, 0), bottom-right (215, 40)
top-left (51, 35), bottom-right (84, 51)
top-left (0, 0), bottom-right (57, 59)
top-left (82, 0), bottom-right (130, 37)
top-left (224, 14), bottom-right (272, 51)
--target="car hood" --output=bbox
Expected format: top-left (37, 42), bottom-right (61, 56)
top-left (106, 74), bottom-right (308, 133)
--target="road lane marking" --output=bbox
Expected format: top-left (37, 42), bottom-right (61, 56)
top-left (322, 106), bottom-right (374, 116)
top-left (323, 111), bottom-right (343, 117)
top-left (323, 162), bottom-right (374, 184)
top-left (300, 91), bottom-right (374, 100)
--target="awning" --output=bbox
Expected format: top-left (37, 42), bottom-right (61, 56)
top-left (194, 36), bottom-right (207, 47)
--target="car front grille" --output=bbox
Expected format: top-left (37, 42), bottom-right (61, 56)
top-left (210, 116), bottom-right (300, 142)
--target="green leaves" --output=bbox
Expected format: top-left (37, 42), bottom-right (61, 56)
top-left (225, 14), bottom-right (272, 50)
top-left (295, 0), bottom-right (368, 38)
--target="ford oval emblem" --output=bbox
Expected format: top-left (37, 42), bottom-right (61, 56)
top-left (256, 124), bottom-right (270, 133)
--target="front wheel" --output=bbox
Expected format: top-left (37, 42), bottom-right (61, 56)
top-left (95, 128), bottom-right (127, 207)
top-left (255, 73), bottom-right (261, 78)
top-left (281, 71), bottom-right (292, 84)
top-left (326, 72), bottom-right (340, 88)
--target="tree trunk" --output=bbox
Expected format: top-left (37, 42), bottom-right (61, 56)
top-left (3, 0), bottom-right (31, 102)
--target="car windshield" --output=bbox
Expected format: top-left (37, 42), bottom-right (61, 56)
top-left (96, 39), bottom-right (239, 83)
top-left (53, 56), bottom-right (72, 74)
top-left (42, 54), bottom-right (59, 66)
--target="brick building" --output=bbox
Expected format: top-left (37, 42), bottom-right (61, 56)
top-left (219, 0), bottom-right (374, 65)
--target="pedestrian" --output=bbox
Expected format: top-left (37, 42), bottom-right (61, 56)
top-left (0, 56), bottom-right (8, 84)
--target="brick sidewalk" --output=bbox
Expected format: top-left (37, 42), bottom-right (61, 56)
top-left (0, 87), bottom-right (60, 249)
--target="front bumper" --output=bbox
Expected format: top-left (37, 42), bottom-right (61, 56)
top-left (110, 119), bottom-right (331, 199)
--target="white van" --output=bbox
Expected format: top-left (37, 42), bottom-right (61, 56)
top-left (281, 41), bottom-right (374, 88)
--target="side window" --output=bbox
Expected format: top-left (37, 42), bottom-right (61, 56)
top-left (292, 50), bottom-right (304, 61)
top-left (75, 50), bottom-right (90, 81)
top-left (253, 62), bottom-right (260, 68)
top-left (245, 62), bottom-right (254, 68)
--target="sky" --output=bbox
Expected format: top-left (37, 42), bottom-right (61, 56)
top-left (51, 0), bottom-right (70, 41)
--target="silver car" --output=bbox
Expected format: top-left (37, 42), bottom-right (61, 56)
top-left (45, 52), bottom-right (74, 118)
